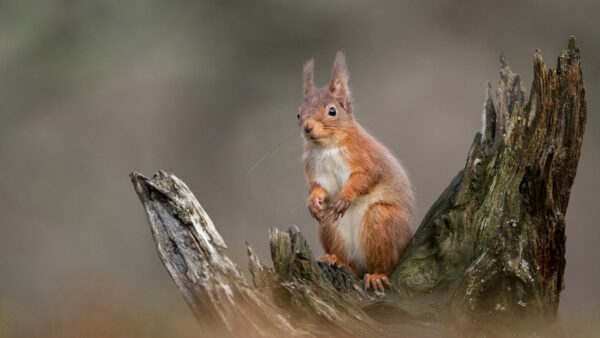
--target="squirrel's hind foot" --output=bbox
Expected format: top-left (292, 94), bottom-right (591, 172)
top-left (317, 254), bottom-right (346, 268)
top-left (364, 273), bottom-right (391, 292)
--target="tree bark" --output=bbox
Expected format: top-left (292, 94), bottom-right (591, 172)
top-left (131, 37), bottom-right (586, 338)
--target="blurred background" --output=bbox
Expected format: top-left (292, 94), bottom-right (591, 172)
top-left (0, 0), bottom-right (598, 337)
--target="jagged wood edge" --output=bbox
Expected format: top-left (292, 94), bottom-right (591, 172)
top-left (130, 171), bottom-right (308, 337)
top-left (389, 36), bottom-right (585, 336)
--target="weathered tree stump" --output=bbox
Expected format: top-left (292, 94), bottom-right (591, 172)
top-left (131, 37), bottom-right (586, 337)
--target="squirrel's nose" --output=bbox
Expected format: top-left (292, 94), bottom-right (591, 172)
top-left (304, 124), bottom-right (314, 134)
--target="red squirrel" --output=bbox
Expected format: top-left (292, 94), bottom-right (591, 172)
top-left (298, 52), bottom-right (415, 292)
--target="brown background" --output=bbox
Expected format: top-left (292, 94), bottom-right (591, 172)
top-left (0, 1), bottom-right (598, 336)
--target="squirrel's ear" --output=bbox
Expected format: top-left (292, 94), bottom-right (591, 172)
top-left (329, 51), bottom-right (351, 110)
top-left (303, 59), bottom-right (314, 97)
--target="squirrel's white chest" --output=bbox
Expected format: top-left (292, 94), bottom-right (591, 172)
top-left (311, 147), bottom-right (350, 198)
top-left (310, 146), bottom-right (371, 272)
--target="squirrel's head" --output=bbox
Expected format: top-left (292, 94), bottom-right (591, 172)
top-left (298, 52), bottom-right (353, 146)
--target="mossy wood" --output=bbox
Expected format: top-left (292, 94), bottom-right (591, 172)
top-left (131, 38), bottom-right (586, 337)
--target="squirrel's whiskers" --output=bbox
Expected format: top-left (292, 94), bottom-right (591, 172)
top-left (247, 128), bottom-right (299, 176)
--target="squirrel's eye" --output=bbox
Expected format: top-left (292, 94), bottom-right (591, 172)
top-left (328, 107), bottom-right (337, 116)
top-left (297, 113), bottom-right (300, 119)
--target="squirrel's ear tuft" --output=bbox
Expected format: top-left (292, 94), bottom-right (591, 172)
top-left (329, 51), bottom-right (351, 110)
top-left (303, 59), bottom-right (314, 97)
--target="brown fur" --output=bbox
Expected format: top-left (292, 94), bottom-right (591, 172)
top-left (299, 52), bottom-right (415, 291)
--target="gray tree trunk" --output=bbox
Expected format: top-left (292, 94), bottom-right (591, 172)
top-left (131, 37), bottom-right (586, 338)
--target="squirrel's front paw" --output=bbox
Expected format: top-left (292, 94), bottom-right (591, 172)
top-left (325, 197), bottom-right (351, 221)
top-left (307, 195), bottom-right (325, 220)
